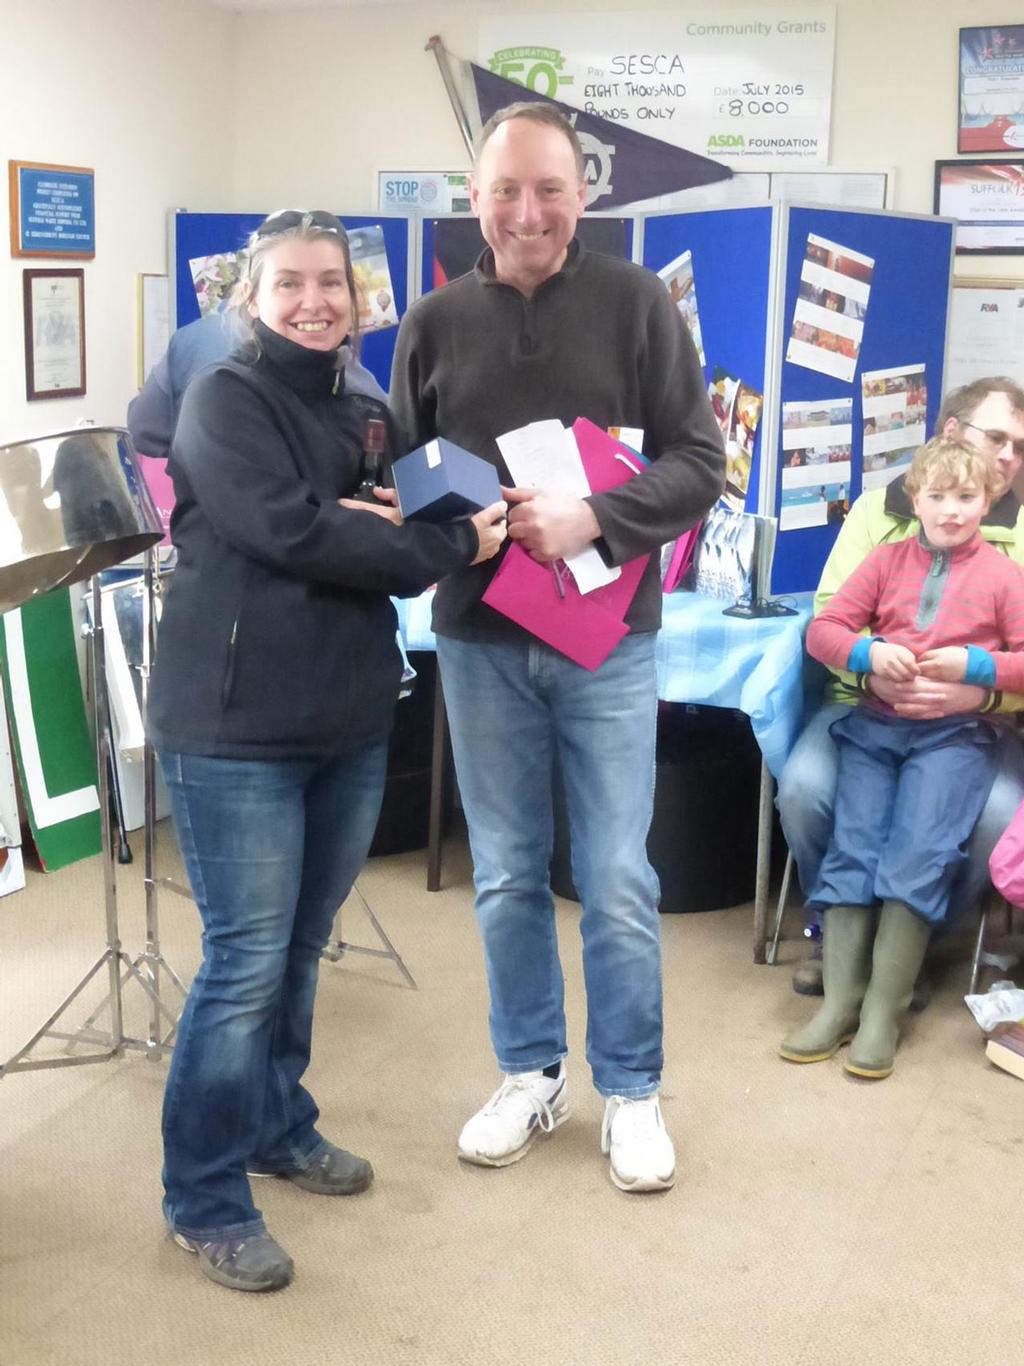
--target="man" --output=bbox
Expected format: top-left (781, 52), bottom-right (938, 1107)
top-left (390, 103), bottom-right (724, 1193)
top-left (777, 377), bottom-right (1024, 994)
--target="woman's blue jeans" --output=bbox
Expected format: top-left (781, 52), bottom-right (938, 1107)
top-left (436, 633), bottom-right (663, 1099)
top-left (158, 739), bottom-right (388, 1242)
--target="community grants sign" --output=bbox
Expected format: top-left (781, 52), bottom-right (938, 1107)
top-left (478, 8), bottom-right (835, 165)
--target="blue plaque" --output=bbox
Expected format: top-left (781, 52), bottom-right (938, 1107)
top-left (11, 162), bottom-right (95, 257)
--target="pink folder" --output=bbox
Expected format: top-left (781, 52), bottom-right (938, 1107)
top-left (482, 420), bottom-right (650, 671)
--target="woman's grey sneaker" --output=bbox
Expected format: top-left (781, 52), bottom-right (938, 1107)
top-left (249, 1141), bottom-right (374, 1196)
top-left (172, 1230), bottom-right (294, 1292)
top-left (458, 1063), bottom-right (568, 1167)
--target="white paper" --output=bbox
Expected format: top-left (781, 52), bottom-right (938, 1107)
top-left (497, 421), bottom-right (590, 496)
top-left (496, 421), bottom-right (620, 593)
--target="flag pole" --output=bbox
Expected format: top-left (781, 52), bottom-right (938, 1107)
top-left (426, 36), bottom-right (475, 161)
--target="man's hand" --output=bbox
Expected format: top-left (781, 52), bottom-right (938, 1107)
top-left (917, 646), bottom-right (969, 683)
top-left (869, 673), bottom-right (986, 719)
top-left (869, 640), bottom-right (918, 681)
top-left (502, 485), bottom-right (601, 563)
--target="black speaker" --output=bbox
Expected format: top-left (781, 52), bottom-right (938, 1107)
top-left (550, 703), bottom-right (768, 913)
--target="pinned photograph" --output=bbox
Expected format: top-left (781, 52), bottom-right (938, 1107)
top-left (658, 249), bottom-right (705, 366)
top-left (786, 234), bottom-right (874, 383)
top-left (189, 251), bottom-right (245, 316)
top-left (780, 397), bottom-right (853, 529)
top-left (861, 364), bottom-right (927, 491)
top-left (722, 381), bottom-right (763, 513)
top-left (348, 226), bottom-right (400, 333)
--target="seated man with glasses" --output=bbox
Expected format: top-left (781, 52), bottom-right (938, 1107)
top-left (777, 377), bottom-right (1024, 996)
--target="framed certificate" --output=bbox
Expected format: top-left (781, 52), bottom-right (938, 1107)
top-left (23, 268), bottom-right (86, 399)
top-left (934, 160), bottom-right (1024, 254)
top-left (959, 26), bottom-right (1024, 154)
top-left (8, 160), bottom-right (96, 258)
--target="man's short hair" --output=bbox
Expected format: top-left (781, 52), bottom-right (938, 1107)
top-left (474, 101), bottom-right (585, 180)
top-left (904, 435), bottom-right (1000, 499)
top-left (937, 376), bottom-right (1024, 431)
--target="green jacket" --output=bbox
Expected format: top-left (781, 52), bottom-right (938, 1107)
top-left (815, 473), bottom-right (1024, 711)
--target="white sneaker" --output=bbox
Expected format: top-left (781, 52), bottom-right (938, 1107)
top-left (601, 1093), bottom-right (676, 1192)
top-left (457, 1065), bottom-right (569, 1167)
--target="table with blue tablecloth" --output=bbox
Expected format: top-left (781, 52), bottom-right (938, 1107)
top-left (394, 589), bottom-right (815, 962)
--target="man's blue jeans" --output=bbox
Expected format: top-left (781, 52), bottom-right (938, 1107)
top-left (436, 633), bottom-right (663, 1099)
top-left (777, 703), bottom-right (1024, 926)
top-left (159, 740), bottom-right (387, 1242)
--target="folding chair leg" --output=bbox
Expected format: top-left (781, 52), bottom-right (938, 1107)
top-left (766, 850), bottom-right (795, 966)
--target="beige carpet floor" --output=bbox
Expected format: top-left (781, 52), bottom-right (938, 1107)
top-left (1, 824), bottom-right (1021, 1366)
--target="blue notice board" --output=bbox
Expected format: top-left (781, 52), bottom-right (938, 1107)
top-left (172, 211), bottom-right (411, 394)
top-left (642, 207), bottom-right (774, 511)
top-left (12, 162), bottom-right (95, 257)
top-left (771, 206), bottom-right (954, 595)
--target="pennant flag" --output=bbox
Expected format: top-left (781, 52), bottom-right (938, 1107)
top-left (467, 62), bottom-right (732, 210)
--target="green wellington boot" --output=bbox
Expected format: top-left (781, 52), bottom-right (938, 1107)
top-left (779, 905), bottom-right (874, 1063)
top-left (845, 900), bottom-right (931, 1080)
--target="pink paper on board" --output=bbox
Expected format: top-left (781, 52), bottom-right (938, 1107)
top-left (138, 456), bottom-right (175, 546)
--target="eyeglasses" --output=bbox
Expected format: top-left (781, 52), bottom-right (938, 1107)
top-left (254, 209), bottom-right (348, 241)
top-left (963, 422), bottom-right (1024, 459)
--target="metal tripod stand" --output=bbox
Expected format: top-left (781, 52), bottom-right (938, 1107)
top-left (1, 574), bottom-right (179, 1076)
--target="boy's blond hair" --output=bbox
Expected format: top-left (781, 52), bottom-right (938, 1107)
top-left (904, 435), bottom-right (1000, 500)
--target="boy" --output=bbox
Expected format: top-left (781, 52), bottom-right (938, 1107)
top-left (780, 436), bottom-right (1024, 1078)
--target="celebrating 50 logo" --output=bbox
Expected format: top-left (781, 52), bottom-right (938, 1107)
top-left (488, 47), bottom-right (575, 97)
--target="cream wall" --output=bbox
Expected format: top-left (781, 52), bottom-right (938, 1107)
top-left (0, 0), bottom-right (237, 445)
top-left (229, 0), bottom-right (1024, 291)
top-left (0, 0), bottom-right (1019, 450)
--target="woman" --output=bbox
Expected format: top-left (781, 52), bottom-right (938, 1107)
top-left (147, 209), bottom-right (506, 1293)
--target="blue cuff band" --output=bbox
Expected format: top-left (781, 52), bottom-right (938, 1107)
top-left (848, 637), bottom-right (878, 673)
top-left (964, 644), bottom-right (996, 687)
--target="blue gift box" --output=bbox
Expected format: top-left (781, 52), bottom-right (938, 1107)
top-left (392, 439), bottom-right (501, 523)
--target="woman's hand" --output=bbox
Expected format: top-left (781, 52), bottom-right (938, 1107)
top-left (470, 500), bottom-right (509, 565)
top-left (917, 646), bottom-right (969, 683)
top-left (869, 640), bottom-right (918, 681)
top-left (337, 487), bottom-right (402, 524)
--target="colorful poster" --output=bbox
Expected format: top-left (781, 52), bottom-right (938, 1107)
top-left (348, 226), bottom-right (399, 333)
top-left (706, 369), bottom-right (763, 513)
top-left (786, 233), bottom-right (873, 382)
top-left (479, 8), bottom-right (836, 164)
top-left (860, 364), bottom-right (927, 493)
top-left (658, 249), bottom-right (705, 365)
top-left (779, 397), bottom-right (852, 529)
top-left (959, 25), bottom-right (1024, 153)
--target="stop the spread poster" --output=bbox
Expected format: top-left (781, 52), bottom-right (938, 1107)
top-left (478, 8), bottom-right (836, 164)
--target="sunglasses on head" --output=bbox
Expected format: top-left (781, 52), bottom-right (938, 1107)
top-left (255, 209), bottom-right (348, 240)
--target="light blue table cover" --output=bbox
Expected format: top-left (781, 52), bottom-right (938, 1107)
top-left (394, 589), bottom-right (816, 782)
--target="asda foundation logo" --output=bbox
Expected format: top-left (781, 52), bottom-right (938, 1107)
top-left (708, 133), bottom-right (745, 150)
top-left (488, 47), bottom-right (575, 97)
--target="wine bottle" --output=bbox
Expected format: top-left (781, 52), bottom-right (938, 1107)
top-left (354, 417), bottom-right (387, 504)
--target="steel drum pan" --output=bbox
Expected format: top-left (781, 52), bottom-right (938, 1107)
top-left (0, 427), bottom-right (163, 613)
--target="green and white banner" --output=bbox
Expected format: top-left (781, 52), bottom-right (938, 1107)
top-left (0, 590), bottom-right (101, 871)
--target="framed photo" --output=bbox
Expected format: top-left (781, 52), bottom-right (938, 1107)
top-left (8, 160), bottom-right (95, 258)
top-left (959, 26), bottom-right (1024, 153)
top-left (934, 160), bottom-right (1024, 255)
top-left (23, 268), bottom-right (86, 400)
